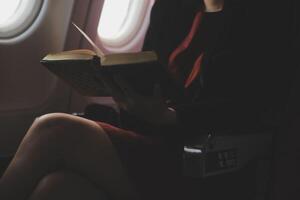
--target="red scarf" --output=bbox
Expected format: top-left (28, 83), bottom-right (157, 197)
top-left (168, 11), bottom-right (204, 88)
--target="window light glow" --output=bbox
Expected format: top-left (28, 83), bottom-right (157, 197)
top-left (99, 0), bottom-right (131, 40)
top-left (0, 0), bottom-right (43, 39)
top-left (0, 0), bottom-right (22, 26)
top-left (98, 0), bottom-right (151, 49)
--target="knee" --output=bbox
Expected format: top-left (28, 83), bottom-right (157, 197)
top-left (27, 113), bottom-right (76, 144)
top-left (33, 113), bottom-right (84, 133)
top-left (26, 113), bottom-right (105, 148)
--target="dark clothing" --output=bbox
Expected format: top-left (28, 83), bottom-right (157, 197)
top-left (98, 122), bottom-right (181, 200)
top-left (97, 0), bottom-right (294, 199)
top-left (143, 0), bottom-right (294, 135)
top-left (143, 0), bottom-right (250, 135)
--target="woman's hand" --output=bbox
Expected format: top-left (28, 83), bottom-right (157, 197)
top-left (101, 74), bottom-right (177, 126)
top-left (204, 0), bottom-right (224, 12)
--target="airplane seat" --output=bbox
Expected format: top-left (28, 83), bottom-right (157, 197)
top-left (269, 79), bottom-right (300, 200)
top-left (269, 2), bottom-right (300, 199)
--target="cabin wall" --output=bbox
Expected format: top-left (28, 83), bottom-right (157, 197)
top-left (0, 0), bottom-right (75, 154)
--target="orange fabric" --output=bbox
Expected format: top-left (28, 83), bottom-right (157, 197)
top-left (168, 11), bottom-right (204, 88)
top-left (184, 53), bottom-right (204, 88)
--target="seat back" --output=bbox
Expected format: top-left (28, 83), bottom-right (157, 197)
top-left (269, 1), bottom-right (300, 199)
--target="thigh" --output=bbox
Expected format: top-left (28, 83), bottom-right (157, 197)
top-left (29, 171), bottom-right (108, 200)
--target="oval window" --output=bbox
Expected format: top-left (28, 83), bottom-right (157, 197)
top-left (0, 0), bottom-right (43, 38)
top-left (98, 0), bottom-right (153, 50)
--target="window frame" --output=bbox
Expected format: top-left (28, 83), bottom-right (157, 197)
top-left (0, 0), bottom-right (45, 44)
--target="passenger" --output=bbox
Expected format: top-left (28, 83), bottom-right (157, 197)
top-left (0, 0), bottom-right (287, 200)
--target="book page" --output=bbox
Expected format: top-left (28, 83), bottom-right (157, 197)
top-left (72, 22), bottom-right (105, 58)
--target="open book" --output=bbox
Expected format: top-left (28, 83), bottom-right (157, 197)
top-left (41, 23), bottom-right (176, 97)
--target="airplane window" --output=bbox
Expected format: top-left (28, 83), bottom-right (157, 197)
top-left (98, 0), bottom-right (154, 51)
top-left (0, 0), bottom-right (43, 39)
top-left (0, 0), bottom-right (22, 26)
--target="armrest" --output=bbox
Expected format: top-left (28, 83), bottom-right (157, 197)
top-left (78, 103), bottom-right (120, 127)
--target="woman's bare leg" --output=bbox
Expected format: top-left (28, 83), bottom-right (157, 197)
top-left (29, 170), bottom-right (107, 200)
top-left (0, 113), bottom-right (138, 200)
